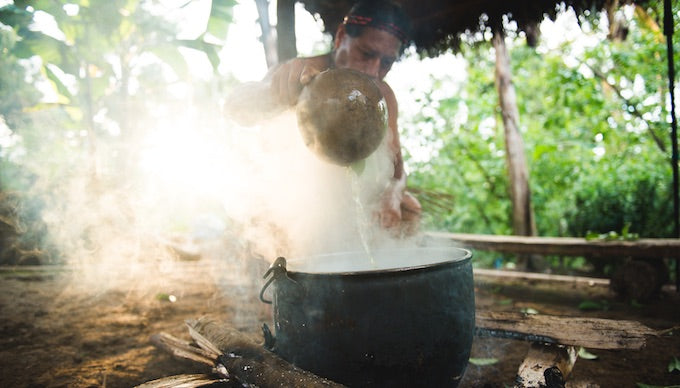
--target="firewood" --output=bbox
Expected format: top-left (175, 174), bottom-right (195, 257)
top-left (186, 316), bottom-right (345, 388)
top-left (136, 373), bottom-right (226, 388)
top-left (476, 311), bottom-right (655, 350)
top-left (514, 343), bottom-right (577, 388)
top-left (150, 332), bottom-right (217, 367)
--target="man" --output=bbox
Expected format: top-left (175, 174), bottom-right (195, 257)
top-left (229, 0), bottom-right (421, 233)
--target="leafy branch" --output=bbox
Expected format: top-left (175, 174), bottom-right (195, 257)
top-left (578, 58), bottom-right (668, 155)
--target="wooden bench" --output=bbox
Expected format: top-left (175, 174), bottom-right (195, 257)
top-left (426, 231), bottom-right (680, 295)
top-left (426, 232), bottom-right (680, 259)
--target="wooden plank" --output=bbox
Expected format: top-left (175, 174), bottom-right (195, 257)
top-left (427, 231), bottom-right (680, 258)
top-left (474, 268), bottom-right (610, 285)
top-left (475, 311), bottom-right (655, 350)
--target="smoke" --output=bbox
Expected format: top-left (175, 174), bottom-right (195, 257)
top-left (4, 97), bottom-right (421, 295)
top-left (219, 110), bottom-right (406, 264)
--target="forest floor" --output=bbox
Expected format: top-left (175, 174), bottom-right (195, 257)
top-left (1, 242), bottom-right (679, 388)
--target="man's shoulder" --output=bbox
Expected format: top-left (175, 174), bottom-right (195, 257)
top-left (377, 81), bottom-right (397, 102)
top-left (303, 53), bottom-right (332, 69)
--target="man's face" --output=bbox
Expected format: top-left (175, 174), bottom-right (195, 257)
top-left (333, 25), bottom-right (401, 81)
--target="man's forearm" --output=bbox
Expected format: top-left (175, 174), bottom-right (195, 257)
top-left (223, 81), bottom-right (284, 126)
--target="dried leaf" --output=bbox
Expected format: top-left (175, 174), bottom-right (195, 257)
top-left (578, 299), bottom-right (609, 311)
top-left (578, 300), bottom-right (602, 311)
top-left (135, 373), bottom-right (225, 388)
top-left (578, 347), bottom-right (598, 360)
top-left (469, 357), bottom-right (499, 366)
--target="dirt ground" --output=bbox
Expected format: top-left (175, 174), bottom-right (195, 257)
top-left (1, 246), bottom-right (679, 388)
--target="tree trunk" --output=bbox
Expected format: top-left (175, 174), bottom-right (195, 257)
top-left (492, 27), bottom-right (536, 239)
top-left (606, 0), bottom-right (629, 41)
top-left (276, 0), bottom-right (297, 63)
top-left (255, 0), bottom-right (278, 68)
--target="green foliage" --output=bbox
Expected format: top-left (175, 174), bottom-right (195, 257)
top-left (206, 0), bottom-right (236, 40)
top-left (585, 223), bottom-right (640, 241)
top-left (566, 165), bottom-right (674, 238)
top-left (577, 347), bottom-right (598, 360)
top-left (0, 0), bottom-right (232, 178)
top-left (578, 299), bottom-right (610, 311)
top-left (468, 358), bottom-right (499, 366)
top-left (669, 356), bottom-right (680, 373)
top-left (405, 47), bottom-right (512, 235)
top-left (403, 3), bottom-right (678, 247)
top-left (0, 0), bottom-right (237, 264)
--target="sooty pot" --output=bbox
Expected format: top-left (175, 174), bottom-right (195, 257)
top-left (259, 247), bottom-right (475, 387)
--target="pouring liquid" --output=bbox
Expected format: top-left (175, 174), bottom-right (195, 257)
top-left (347, 167), bottom-right (376, 269)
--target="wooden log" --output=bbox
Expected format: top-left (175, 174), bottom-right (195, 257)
top-left (476, 311), bottom-right (655, 350)
top-left (186, 316), bottom-right (345, 388)
top-left (427, 231), bottom-right (680, 259)
top-left (515, 343), bottom-right (577, 388)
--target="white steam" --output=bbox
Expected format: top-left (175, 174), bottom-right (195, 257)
top-left (10, 95), bottom-right (425, 295)
top-left (220, 111), bottom-right (402, 263)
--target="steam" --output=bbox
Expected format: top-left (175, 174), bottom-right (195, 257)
top-left (219, 111), bottom-right (403, 263)
top-left (5, 95), bottom-right (423, 294)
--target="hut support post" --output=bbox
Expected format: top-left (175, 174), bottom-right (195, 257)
top-left (663, 0), bottom-right (680, 292)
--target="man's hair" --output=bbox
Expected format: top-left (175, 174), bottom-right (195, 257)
top-left (342, 1), bottom-right (411, 48)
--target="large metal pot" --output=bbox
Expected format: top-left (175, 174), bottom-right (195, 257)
top-left (259, 247), bottom-right (475, 387)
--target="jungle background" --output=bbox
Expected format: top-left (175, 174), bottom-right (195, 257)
top-left (1, 1), bottom-right (680, 388)
top-left (1, 0), bottom-right (677, 275)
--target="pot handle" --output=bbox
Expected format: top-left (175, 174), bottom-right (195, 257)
top-left (259, 256), bottom-right (288, 304)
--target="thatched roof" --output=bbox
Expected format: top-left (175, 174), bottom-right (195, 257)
top-left (298, 0), bottom-right (643, 55)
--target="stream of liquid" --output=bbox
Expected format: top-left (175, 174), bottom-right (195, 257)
top-left (347, 167), bottom-right (377, 269)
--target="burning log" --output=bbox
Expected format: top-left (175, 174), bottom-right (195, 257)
top-left (185, 316), bottom-right (344, 387)
top-left (145, 316), bottom-right (344, 388)
top-left (476, 312), bottom-right (658, 387)
top-left (514, 343), bottom-right (577, 388)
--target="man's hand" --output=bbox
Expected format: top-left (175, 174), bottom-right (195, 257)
top-left (269, 58), bottom-right (321, 106)
top-left (377, 177), bottom-right (405, 229)
top-left (379, 193), bottom-right (403, 229)
top-left (377, 180), bottom-right (422, 234)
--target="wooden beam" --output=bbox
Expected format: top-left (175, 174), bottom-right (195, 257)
top-left (474, 268), bottom-right (610, 285)
top-left (427, 231), bottom-right (680, 258)
top-left (475, 311), bottom-right (656, 350)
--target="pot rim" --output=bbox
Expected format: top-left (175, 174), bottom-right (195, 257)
top-left (284, 246), bottom-right (472, 276)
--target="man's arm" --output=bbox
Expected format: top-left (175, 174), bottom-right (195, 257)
top-left (376, 81), bottom-right (411, 228)
top-left (223, 55), bottom-right (330, 125)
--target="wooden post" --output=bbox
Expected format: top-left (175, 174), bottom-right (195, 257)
top-left (277, 0), bottom-right (297, 63)
top-left (255, 0), bottom-right (278, 68)
top-left (493, 24), bottom-right (538, 271)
